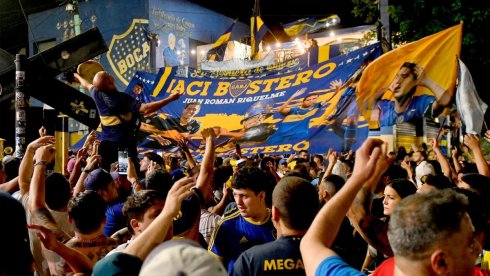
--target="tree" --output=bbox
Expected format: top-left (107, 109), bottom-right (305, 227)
top-left (351, 0), bottom-right (490, 105)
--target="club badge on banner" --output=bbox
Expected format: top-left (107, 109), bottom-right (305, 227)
top-left (126, 43), bottom-right (382, 155)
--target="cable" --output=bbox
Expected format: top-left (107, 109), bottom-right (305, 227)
top-left (17, 0), bottom-right (46, 64)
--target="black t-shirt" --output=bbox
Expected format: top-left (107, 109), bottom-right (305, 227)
top-left (231, 235), bottom-right (306, 276)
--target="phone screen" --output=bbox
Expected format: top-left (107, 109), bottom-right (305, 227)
top-left (118, 149), bottom-right (129, 175)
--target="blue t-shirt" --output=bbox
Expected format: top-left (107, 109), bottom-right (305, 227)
top-left (377, 94), bottom-right (435, 127)
top-left (208, 210), bottom-right (276, 272)
top-left (104, 202), bottom-right (125, 237)
top-left (90, 87), bottom-right (141, 142)
top-left (315, 256), bottom-right (365, 276)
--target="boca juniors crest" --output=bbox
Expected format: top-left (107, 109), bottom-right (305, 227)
top-left (107, 19), bottom-right (151, 86)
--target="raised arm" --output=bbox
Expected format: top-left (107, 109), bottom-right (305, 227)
top-left (139, 93), bottom-right (181, 116)
top-left (19, 135), bottom-right (56, 196)
top-left (195, 128), bottom-right (215, 201)
top-left (28, 224), bottom-right (92, 274)
top-left (429, 138), bottom-right (452, 178)
top-left (73, 73), bottom-right (93, 91)
top-left (301, 139), bottom-right (391, 276)
top-left (464, 134), bottom-right (490, 176)
top-left (278, 88), bottom-right (306, 116)
top-left (124, 177), bottom-right (195, 260)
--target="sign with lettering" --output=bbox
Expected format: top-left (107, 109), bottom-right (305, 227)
top-left (127, 43), bottom-right (382, 155)
top-left (107, 19), bottom-right (151, 86)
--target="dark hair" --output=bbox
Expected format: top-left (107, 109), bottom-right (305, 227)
top-left (423, 175), bottom-right (456, 190)
top-left (213, 166), bottom-right (233, 190)
top-left (144, 152), bottom-right (164, 166)
top-left (145, 169), bottom-right (173, 198)
top-left (321, 174), bottom-right (345, 194)
top-left (123, 190), bottom-right (165, 235)
top-left (68, 190), bottom-right (107, 234)
top-left (313, 154), bottom-right (324, 163)
top-left (460, 173), bottom-right (490, 195)
top-left (0, 192), bottom-right (33, 275)
top-left (287, 163), bottom-right (311, 181)
top-left (384, 164), bottom-right (408, 180)
top-left (457, 162), bottom-right (478, 175)
top-left (184, 102), bottom-right (201, 109)
top-left (388, 189), bottom-right (468, 260)
top-left (232, 167), bottom-right (270, 195)
top-left (386, 178), bottom-right (417, 199)
top-left (2, 156), bottom-right (20, 181)
top-left (453, 188), bottom-right (487, 233)
top-left (45, 172), bottom-right (71, 210)
top-left (401, 62), bottom-right (418, 80)
top-left (273, 177), bottom-right (319, 231)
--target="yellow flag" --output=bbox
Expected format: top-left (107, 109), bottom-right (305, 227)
top-left (356, 24), bottom-right (462, 128)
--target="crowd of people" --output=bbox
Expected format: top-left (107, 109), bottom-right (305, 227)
top-left (0, 70), bottom-right (489, 276)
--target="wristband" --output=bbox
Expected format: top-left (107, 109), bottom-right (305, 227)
top-left (34, 161), bottom-right (48, 166)
top-left (82, 168), bottom-right (92, 173)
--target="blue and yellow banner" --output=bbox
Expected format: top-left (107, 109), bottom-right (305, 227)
top-left (128, 43), bottom-right (381, 155)
top-left (357, 24), bottom-right (462, 129)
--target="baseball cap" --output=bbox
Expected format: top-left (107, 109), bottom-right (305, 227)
top-left (279, 159), bottom-right (288, 165)
top-left (140, 239), bottom-right (227, 276)
top-left (84, 168), bottom-right (119, 191)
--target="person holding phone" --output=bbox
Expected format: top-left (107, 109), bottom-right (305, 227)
top-left (74, 70), bottom-right (181, 172)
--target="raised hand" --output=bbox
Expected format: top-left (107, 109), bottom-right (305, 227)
top-left (329, 79), bottom-right (343, 91)
top-left (28, 224), bottom-right (59, 251)
top-left (38, 126), bottom-right (47, 137)
top-left (292, 87), bottom-right (307, 98)
top-left (28, 135), bottom-right (55, 152)
top-left (463, 134), bottom-right (481, 151)
top-left (34, 144), bottom-right (56, 164)
top-left (161, 177), bottom-right (195, 218)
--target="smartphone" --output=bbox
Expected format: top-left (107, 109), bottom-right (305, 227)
top-left (117, 149), bottom-right (129, 175)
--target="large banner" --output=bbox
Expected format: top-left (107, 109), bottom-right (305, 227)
top-left (357, 24), bottom-right (462, 129)
top-left (127, 43), bottom-right (381, 155)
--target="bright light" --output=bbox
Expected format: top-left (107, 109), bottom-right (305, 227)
top-left (329, 31), bottom-right (335, 37)
top-left (200, 50), bottom-right (205, 55)
top-left (275, 42), bottom-right (281, 48)
top-left (191, 49), bottom-right (196, 55)
top-left (326, 23), bottom-right (330, 27)
top-left (266, 46), bottom-right (271, 51)
top-left (294, 38), bottom-right (299, 43)
top-left (176, 50), bottom-right (181, 55)
top-left (337, 37), bottom-right (342, 42)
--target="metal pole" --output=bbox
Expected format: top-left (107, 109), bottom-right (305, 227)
top-left (73, 0), bottom-right (81, 36)
top-left (379, 0), bottom-right (391, 47)
top-left (14, 54), bottom-right (28, 159)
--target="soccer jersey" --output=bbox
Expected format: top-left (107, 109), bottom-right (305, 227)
top-left (90, 87), bottom-right (141, 142)
top-left (267, 103), bottom-right (321, 144)
top-left (377, 94), bottom-right (435, 127)
top-left (231, 235), bottom-right (306, 276)
top-left (208, 210), bottom-right (276, 272)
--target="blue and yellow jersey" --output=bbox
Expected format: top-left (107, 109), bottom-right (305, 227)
top-left (90, 87), bottom-right (141, 141)
top-left (377, 94), bottom-right (435, 127)
top-left (208, 209), bottom-right (276, 272)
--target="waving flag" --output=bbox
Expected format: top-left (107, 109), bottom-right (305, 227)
top-left (251, 16), bottom-right (271, 59)
top-left (283, 15), bottom-right (340, 37)
top-left (356, 24), bottom-right (462, 129)
top-left (455, 58), bottom-right (488, 134)
top-left (207, 20), bottom-right (237, 62)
